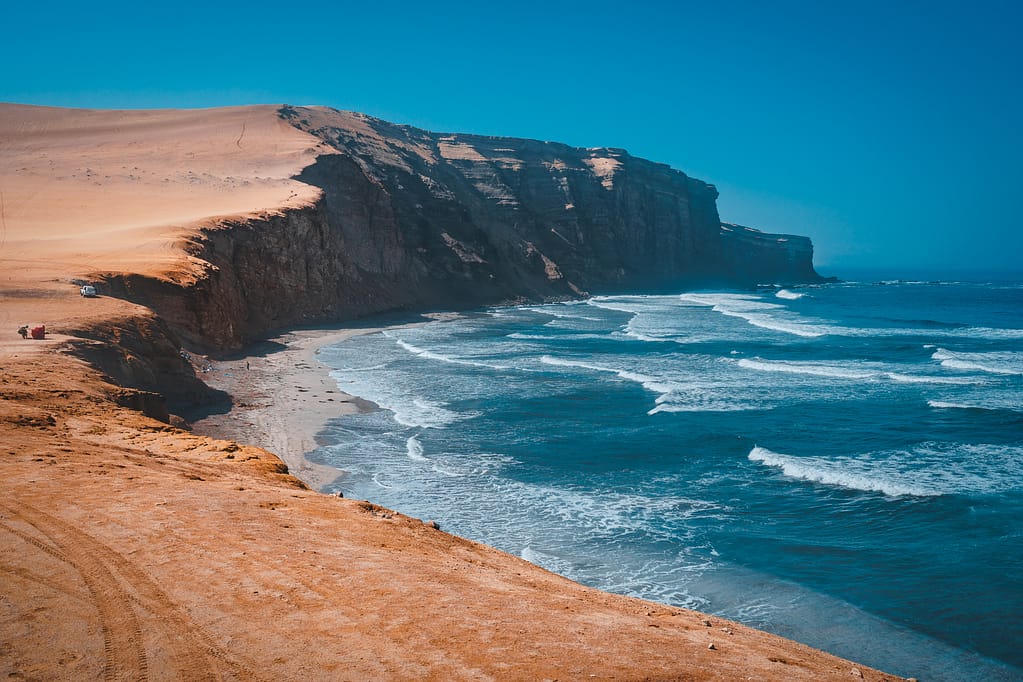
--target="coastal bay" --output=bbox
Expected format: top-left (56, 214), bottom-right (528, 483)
top-left (0, 102), bottom-right (906, 680)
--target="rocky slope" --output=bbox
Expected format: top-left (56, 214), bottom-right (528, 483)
top-left (105, 105), bottom-right (823, 351)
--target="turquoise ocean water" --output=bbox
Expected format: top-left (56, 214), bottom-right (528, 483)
top-left (311, 280), bottom-right (1022, 680)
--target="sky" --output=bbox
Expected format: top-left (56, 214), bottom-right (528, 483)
top-left (3, 0), bottom-right (1022, 278)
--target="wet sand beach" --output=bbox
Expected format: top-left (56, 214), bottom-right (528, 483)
top-left (190, 314), bottom-right (459, 491)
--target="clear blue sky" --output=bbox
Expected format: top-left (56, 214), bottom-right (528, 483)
top-left (4, 0), bottom-right (1022, 278)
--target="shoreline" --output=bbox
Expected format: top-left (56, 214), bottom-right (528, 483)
top-left (190, 312), bottom-right (460, 491)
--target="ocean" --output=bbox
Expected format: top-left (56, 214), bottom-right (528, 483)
top-left (310, 279), bottom-right (1023, 681)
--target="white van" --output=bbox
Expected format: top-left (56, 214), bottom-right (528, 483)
top-left (80, 285), bottom-right (97, 297)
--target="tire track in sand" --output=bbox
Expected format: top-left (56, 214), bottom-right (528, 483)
top-left (0, 513), bottom-right (148, 681)
top-left (0, 501), bottom-right (268, 681)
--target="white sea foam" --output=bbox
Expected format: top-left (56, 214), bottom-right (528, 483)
top-left (932, 348), bottom-right (1023, 375)
top-left (431, 463), bottom-right (467, 477)
top-left (401, 399), bottom-right (465, 428)
top-left (520, 545), bottom-right (542, 564)
top-left (621, 327), bottom-right (671, 343)
top-left (957, 326), bottom-right (1023, 340)
top-left (748, 446), bottom-right (937, 497)
top-left (507, 332), bottom-right (612, 342)
top-left (372, 472), bottom-right (394, 489)
top-left (539, 355), bottom-right (673, 395)
top-left (586, 299), bottom-right (644, 314)
top-left (928, 400), bottom-right (977, 410)
top-left (540, 355), bottom-right (755, 412)
top-left (737, 357), bottom-right (979, 385)
top-left (519, 546), bottom-right (575, 575)
top-left (749, 443), bottom-right (1023, 497)
top-left (775, 289), bottom-right (805, 300)
top-left (718, 309), bottom-right (826, 337)
top-left (522, 305), bottom-right (602, 322)
top-left (406, 435), bottom-right (429, 461)
top-left (884, 372), bottom-right (978, 385)
top-left (340, 363), bottom-right (390, 372)
top-left (495, 476), bottom-right (727, 542)
top-left (928, 397), bottom-right (1022, 412)
top-left (390, 336), bottom-right (511, 371)
top-left (679, 293), bottom-right (828, 338)
top-left (737, 358), bottom-right (876, 380)
top-left (647, 401), bottom-right (753, 414)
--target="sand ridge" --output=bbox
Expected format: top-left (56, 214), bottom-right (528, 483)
top-left (0, 103), bottom-right (323, 286)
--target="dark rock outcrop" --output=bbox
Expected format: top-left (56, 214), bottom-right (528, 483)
top-left (718, 222), bottom-right (822, 285)
top-left (105, 106), bottom-right (824, 353)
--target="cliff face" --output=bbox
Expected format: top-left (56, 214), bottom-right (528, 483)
top-left (286, 106), bottom-right (731, 293)
top-left (719, 222), bottom-right (822, 284)
top-left (102, 106), bottom-right (822, 351)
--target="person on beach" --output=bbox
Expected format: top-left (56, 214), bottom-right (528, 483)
top-left (17, 325), bottom-right (28, 339)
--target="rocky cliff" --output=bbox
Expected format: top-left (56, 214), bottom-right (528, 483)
top-left (719, 222), bottom-right (823, 284)
top-left (102, 105), bottom-right (823, 351)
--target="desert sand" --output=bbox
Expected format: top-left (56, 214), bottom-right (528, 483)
top-left (0, 103), bottom-right (906, 680)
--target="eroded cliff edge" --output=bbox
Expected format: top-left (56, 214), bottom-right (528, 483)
top-left (105, 105), bottom-right (823, 354)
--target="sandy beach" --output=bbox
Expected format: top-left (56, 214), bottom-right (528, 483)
top-left (190, 313), bottom-right (459, 491)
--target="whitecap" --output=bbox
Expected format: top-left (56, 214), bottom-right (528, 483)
top-left (775, 289), bottom-right (805, 300)
top-left (586, 298), bottom-right (645, 314)
top-left (748, 446), bottom-right (936, 497)
top-left (406, 435), bottom-right (429, 461)
top-left (539, 355), bottom-right (675, 400)
top-left (736, 357), bottom-right (980, 385)
top-left (928, 400), bottom-right (977, 410)
top-left (737, 358), bottom-right (877, 380)
top-left (522, 305), bottom-right (602, 322)
top-left (932, 348), bottom-right (1023, 375)
top-left (884, 372), bottom-right (979, 385)
top-left (679, 293), bottom-right (828, 338)
top-left (393, 398), bottom-right (467, 429)
top-left (748, 443), bottom-right (1023, 497)
top-left (372, 472), bottom-right (394, 489)
top-left (390, 335), bottom-right (512, 371)
top-left (647, 401), bottom-right (753, 414)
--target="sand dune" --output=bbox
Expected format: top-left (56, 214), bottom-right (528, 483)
top-left (1, 104), bottom-right (321, 285)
